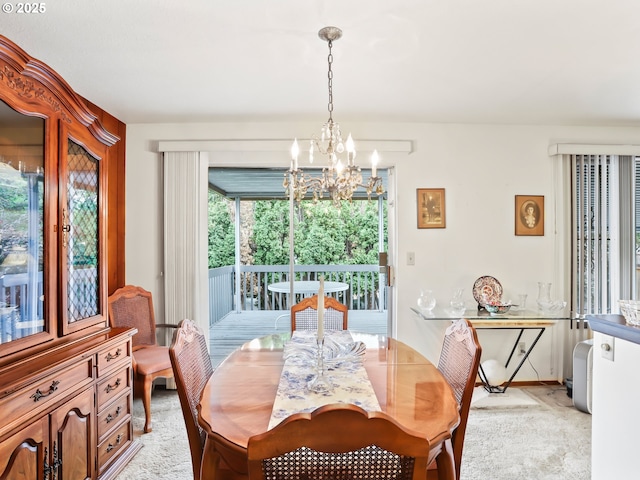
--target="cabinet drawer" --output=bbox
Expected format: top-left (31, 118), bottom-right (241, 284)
top-left (97, 391), bottom-right (131, 440)
top-left (97, 420), bottom-right (131, 473)
top-left (96, 339), bottom-right (132, 376)
top-left (97, 366), bottom-right (130, 410)
top-left (0, 357), bottom-right (93, 438)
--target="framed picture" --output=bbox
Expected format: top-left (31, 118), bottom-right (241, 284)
top-left (515, 195), bottom-right (544, 236)
top-left (417, 188), bottom-right (446, 229)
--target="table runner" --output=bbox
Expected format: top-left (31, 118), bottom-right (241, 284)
top-left (268, 330), bottom-right (381, 429)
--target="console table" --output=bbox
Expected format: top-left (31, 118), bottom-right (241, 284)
top-left (411, 307), bottom-right (562, 393)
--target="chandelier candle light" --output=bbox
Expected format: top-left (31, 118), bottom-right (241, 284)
top-left (284, 26), bottom-right (384, 205)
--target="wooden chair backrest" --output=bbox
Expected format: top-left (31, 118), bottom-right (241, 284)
top-left (290, 294), bottom-right (348, 331)
top-left (247, 403), bottom-right (431, 480)
top-left (169, 319), bottom-right (214, 480)
top-left (437, 318), bottom-right (482, 480)
top-left (107, 285), bottom-right (157, 349)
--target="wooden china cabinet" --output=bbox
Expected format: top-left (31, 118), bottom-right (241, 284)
top-left (0, 36), bottom-right (139, 479)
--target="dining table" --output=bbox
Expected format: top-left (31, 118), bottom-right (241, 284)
top-left (197, 331), bottom-right (460, 480)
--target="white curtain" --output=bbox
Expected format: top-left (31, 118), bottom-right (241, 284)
top-left (162, 151), bottom-right (209, 342)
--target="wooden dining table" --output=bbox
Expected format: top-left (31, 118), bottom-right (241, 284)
top-left (197, 331), bottom-right (460, 480)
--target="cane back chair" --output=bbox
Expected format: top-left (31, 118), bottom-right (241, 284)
top-left (247, 403), bottom-right (431, 480)
top-left (427, 318), bottom-right (482, 480)
top-left (169, 319), bottom-right (213, 480)
top-left (107, 285), bottom-right (175, 433)
top-left (290, 294), bottom-right (348, 331)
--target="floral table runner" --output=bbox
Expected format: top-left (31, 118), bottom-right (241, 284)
top-left (268, 330), bottom-right (381, 429)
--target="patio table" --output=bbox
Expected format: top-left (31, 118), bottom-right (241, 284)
top-left (267, 280), bottom-right (348, 295)
top-left (267, 280), bottom-right (349, 312)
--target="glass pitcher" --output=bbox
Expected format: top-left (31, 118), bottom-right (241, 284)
top-left (537, 282), bottom-right (551, 301)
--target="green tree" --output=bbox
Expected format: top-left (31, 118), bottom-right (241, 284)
top-left (207, 191), bottom-right (235, 268)
top-left (295, 201), bottom-right (347, 264)
top-left (342, 201), bottom-right (386, 265)
top-left (208, 194), bottom-right (387, 268)
top-left (252, 200), bottom-right (290, 266)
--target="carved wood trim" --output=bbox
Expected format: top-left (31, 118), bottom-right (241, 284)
top-left (0, 35), bottom-right (118, 146)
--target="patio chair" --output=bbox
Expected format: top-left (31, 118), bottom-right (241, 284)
top-left (107, 285), bottom-right (176, 433)
top-left (290, 294), bottom-right (348, 331)
top-left (427, 318), bottom-right (482, 480)
top-left (247, 403), bottom-right (431, 480)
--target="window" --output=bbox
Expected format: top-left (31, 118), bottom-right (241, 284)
top-left (571, 154), bottom-right (635, 318)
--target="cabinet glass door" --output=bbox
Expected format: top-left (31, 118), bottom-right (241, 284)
top-left (59, 124), bottom-right (107, 334)
top-left (0, 101), bottom-right (45, 345)
top-left (65, 140), bottom-right (100, 322)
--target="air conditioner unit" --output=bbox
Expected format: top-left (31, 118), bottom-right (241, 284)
top-left (572, 339), bottom-right (593, 414)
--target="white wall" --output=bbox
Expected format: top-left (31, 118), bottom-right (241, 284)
top-left (126, 121), bottom-right (640, 380)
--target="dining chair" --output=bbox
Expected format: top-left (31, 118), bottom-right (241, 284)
top-left (169, 318), bottom-right (245, 480)
top-left (247, 403), bottom-right (431, 480)
top-left (169, 318), bottom-right (214, 480)
top-left (107, 285), bottom-right (176, 433)
top-left (427, 318), bottom-right (482, 480)
top-left (290, 294), bottom-right (348, 331)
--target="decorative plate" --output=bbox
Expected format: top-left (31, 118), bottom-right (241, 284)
top-left (472, 276), bottom-right (503, 305)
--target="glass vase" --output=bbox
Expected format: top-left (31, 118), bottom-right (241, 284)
top-left (450, 288), bottom-right (466, 317)
top-left (417, 289), bottom-right (436, 314)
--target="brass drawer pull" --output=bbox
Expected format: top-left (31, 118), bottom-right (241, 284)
top-left (105, 348), bottom-right (122, 362)
top-left (105, 406), bottom-right (122, 424)
top-left (31, 380), bottom-right (60, 402)
top-left (106, 434), bottom-right (123, 453)
top-left (104, 378), bottom-right (122, 393)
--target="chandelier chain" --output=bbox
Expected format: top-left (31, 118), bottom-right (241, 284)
top-left (327, 39), bottom-right (334, 121)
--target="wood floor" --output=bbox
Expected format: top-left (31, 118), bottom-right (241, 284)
top-left (209, 309), bottom-right (388, 367)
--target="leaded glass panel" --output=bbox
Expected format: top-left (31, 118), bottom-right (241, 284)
top-left (66, 140), bottom-right (100, 322)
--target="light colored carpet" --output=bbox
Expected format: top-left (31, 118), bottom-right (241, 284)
top-left (116, 385), bottom-right (591, 480)
top-left (462, 385), bottom-right (591, 480)
top-left (471, 386), bottom-right (540, 408)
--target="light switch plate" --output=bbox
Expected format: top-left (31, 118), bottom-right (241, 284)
top-left (600, 335), bottom-right (614, 361)
top-left (407, 252), bottom-right (415, 265)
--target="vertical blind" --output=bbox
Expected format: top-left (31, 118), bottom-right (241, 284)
top-left (571, 154), bottom-right (634, 319)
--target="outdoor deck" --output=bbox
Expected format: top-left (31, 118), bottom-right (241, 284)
top-left (209, 309), bottom-right (388, 367)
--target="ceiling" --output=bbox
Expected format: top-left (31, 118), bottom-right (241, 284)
top-left (3, 1), bottom-right (640, 127)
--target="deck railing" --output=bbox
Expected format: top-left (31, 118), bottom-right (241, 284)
top-left (208, 264), bottom-right (386, 325)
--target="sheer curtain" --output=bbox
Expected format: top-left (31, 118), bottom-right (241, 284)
top-left (162, 151), bottom-right (209, 342)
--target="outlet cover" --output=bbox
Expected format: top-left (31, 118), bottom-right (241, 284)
top-left (600, 335), bottom-right (614, 361)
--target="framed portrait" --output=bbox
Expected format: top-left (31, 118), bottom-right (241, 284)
top-left (515, 195), bottom-right (544, 236)
top-left (417, 188), bottom-right (446, 229)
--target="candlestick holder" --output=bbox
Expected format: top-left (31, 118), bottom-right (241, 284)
top-left (307, 335), bottom-right (333, 393)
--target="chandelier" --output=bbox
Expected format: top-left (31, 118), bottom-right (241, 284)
top-left (284, 26), bottom-right (384, 204)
